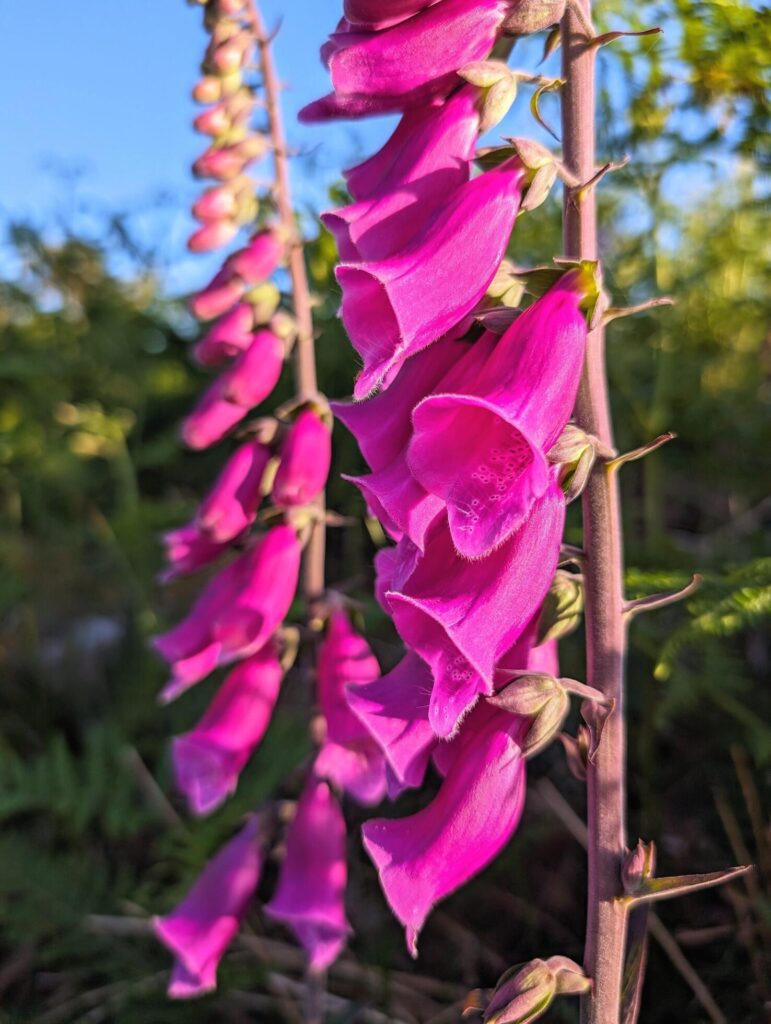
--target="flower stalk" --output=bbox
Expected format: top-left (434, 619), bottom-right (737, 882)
top-left (246, 0), bottom-right (326, 608)
top-left (560, 2), bottom-right (629, 1020)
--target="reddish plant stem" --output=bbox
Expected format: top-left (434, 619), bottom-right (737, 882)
top-left (247, 1), bottom-right (326, 608)
top-left (560, 2), bottom-right (629, 1022)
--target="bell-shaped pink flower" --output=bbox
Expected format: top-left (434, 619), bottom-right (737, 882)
top-left (346, 652), bottom-right (436, 796)
top-left (196, 439), bottom-right (270, 543)
top-left (154, 525), bottom-right (300, 701)
top-left (225, 228), bottom-right (284, 284)
top-left (388, 482), bottom-right (566, 738)
top-left (190, 267), bottom-right (246, 321)
top-left (313, 609), bottom-right (387, 805)
top-left (193, 303), bottom-right (255, 366)
top-left (363, 702), bottom-right (527, 956)
top-left (188, 220), bottom-right (238, 254)
top-left (181, 330), bottom-right (284, 450)
top-left (408, 273), bottom-right (588, 558)
top-left (271, 409), bottom-right (332, 508)
top-left (153, 816), bottom-right (263, 998)
top-left (301, 0), bottom-right (510, 121)
top-left (160, 523), bottom-right (231, 582)
top-left (343, 0), bottom-right (440, 30)
top-left (265, 775), bottom-right (351, 971)
top-left (172, 646), bottom-right (283, 816)
top-left (322, 89), bottom-right (479, 261)
top-left (337, 163), bottom-right (525, 396)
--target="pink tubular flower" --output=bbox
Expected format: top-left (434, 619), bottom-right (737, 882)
top-left (362, 702), bottom-right (527, 957)
top-left (388, 482), bottom-right (566, 738)
top-left (190, 267), bottom-right (246, 321)
top-left (337, 163), bottom-right (525, 397)
top-left (160, 523), bottom-right (231, 582)
top-left (313, 609), bottom-right (387, 805)
top-left (193, 303), bottom-right (255, 366)
top-left (154, 525), bottom-right (301, 702)
top-left (322, 89), bottom-right (479, 261)
top-left (153, 816), bottom-right (262, 998)
top-left (265, 775), bottom-right (351, 971)
top-left (173, 646), bottom-right (283, 816)
top-left (225, 228), bottom-right (284, 284)
top-left (188, 220), bottom-right (239, 253)
top-left (408, 273), bottom-right (588, 558)
top-left (272, 409), bottom-right (332, 508)
top-left (300, 0), bottom-right (510, 121)
top-left (197, 438), bottom-right (271, 543)
top-left (181, 330), bottom-right (284, 450)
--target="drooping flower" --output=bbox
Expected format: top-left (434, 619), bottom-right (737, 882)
top-left (188, 220), bottom-right (239, 254)
top-left (154, 524), bottom-right (300, 702)
top-left (154, 816), bottom-right (263, 998)
top-left (322, 88), bottom-right (480, 261)
top-left (300, 0), bottom-right (511, 122)
top-left (272, 409), bottom-right (332, 508)
top-left (172, 646), bottom-right (283, 816)
top-left (265, 775), bottom-right (351, 971)
top-left (197, 438), bottom-right (271, 543)
top-left (160, 523), bottom-right (232, 582)
top-left (408, 272), bottom-right (588, 557)
top-left (362, 702), bottom-right (528, 957)
top-left (193, 303), bottom-right (255, 366)
top-left (225, 228), bottom-right (284, 284)
top-left (181, 329), bottom-right (284, 450)
top-left (387, 481), bottom-right (566, 737)
top-left (337, 162), bottom-right (525, 396)
top-left (313, 609), bottom-right (387, 805)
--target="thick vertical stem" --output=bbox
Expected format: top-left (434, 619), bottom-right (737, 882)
top-left (249, 1), bottom-right (326, 606)
top-left (561, 3), bottom-right (629, 1022)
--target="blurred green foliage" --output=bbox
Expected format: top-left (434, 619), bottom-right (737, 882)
top-left (0, 1), bottom-right (768, 1021)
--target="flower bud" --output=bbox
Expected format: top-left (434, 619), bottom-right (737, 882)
top-left (192, 184), bottom-right (238, 222)
top-left (217, 0), bottom-right (248, 13)
top-left (488, 673), bottom-right (570, 759)
top-left (483, 959), bottom-right (556, 1023)
top-left (187, 219), bottom-right (239, 253)
top-left (459, 59), bottom-right (512, 88)
top-left (227, 228), bottom-right (284, 284)
top-left (537, 570), bottom-right (583, 645)
top-left (194, 302), bottom-right (255, 366)
top-left (190, 268), bottom-right (245, 321)
top-left (622, 839), bottom-right (656, 895)
top-left (194, 103), bottom-right (233, 137)
top-left (209, 31), bottom-right (253, 75)
top-left (479, 76), bottom-right (519, 133)
top-left (549, 424), bottom-right (597, 501)
top-left (272, 409), bottom-right (332, 508)
top-left (193, 146), bottom-right (247, 181)
top-left (192, 76), bottom-right (223, 104)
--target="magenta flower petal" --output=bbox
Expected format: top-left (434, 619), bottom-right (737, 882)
top-left (265, 775), bottom-right (351, 971)
top-left (408, 274), bottom-right (588, 557)
top-left (337, 164), bottom-right (524, 397)
top-left (155, 526), bottom-right (300, 701)
top-left (362, 704), bottom-right (527, 956)
top-left (193, 303), bottom-right (255, 367)
top-left (225, 228), bottom-right (284, 284)
top-left (197, 439), bottom-right (270, 544)
top-left (346, 652), bottom-right (436, 792)
top-left (160, 523), bottom-right (231, 582)
top-left (322, 89), bottom-right (479, 260)
top-left (345, 455), bottom-right (444, 549)
top-left (388, 484), bottom-right (566, 737)
top-left (172, 647), bottom-right (283, 816)
top-left (190, 267), bottom-right (245, 321)
top-left (343, 0), bottom-right (440, 30)
top-left (314, 609), bottom-right (387, 805)
top-left (272, 409), bottom-right (332, 508)
top-left (332, 331), bottom-right (468, 472)
top-left (154, 817), bottom-right (262, 998)
top-left (309, 0), bottom-right (509, 120)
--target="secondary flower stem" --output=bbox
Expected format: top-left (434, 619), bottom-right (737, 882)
top-left (248, 0), bottom-right (326, 606)
top-left (560, 2), bottom-right (629, 1021)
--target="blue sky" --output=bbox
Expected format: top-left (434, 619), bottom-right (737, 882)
top-left (0, 0), bottom-right (400, 286)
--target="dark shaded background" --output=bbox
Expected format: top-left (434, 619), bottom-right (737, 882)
top-left (0, 2), bottom-right (768, 1021)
